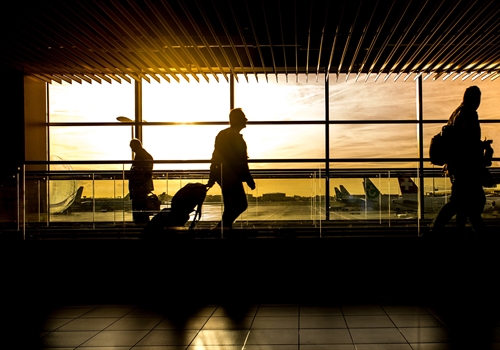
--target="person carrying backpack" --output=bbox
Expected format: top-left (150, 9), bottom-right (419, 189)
top-left (430, 86), bottom-right (492, 236)
top-left (207, 108), bottom-right (256, 231)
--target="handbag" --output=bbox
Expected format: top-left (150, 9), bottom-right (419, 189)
top-left (146, 192), bottom-right (161, 211)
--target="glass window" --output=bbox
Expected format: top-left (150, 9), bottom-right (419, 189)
top-left (329, 124), bottom-right (418, 161)
top-left (235, 74), bottom-right (325, 121)
top-left (329, 74), bottom-right (416, 120)
top-left (48, 81), bottom-right (134, 123)
top-left (50, 126), bottom-right (132, 169)
top-left (422, 77), bottom-right (500, 120)
top-left (143, 124), bottom-right (326, 170)
top-left (142, 75), bottom-right (230, 122)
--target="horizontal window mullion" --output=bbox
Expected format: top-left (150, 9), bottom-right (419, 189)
top-left (48, 119), bottom-right (500, 127)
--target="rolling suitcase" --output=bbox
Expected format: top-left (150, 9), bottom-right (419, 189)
top-left (142, 182), bottom-right (208, 238)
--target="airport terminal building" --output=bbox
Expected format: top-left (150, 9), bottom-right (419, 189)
top-left (2, 1), bottom-right (500, 349)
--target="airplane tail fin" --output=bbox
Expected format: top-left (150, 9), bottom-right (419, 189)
top-left (339, 185), bottom-right (350, 196)
top-left (363, 178), bottom-right (381, 201)
top-left (398, 177), bottom-right (418, 195)
top-left (74, 186), bottom-right (84, 203)
top-left (334, 187), bottom-right (343, 200)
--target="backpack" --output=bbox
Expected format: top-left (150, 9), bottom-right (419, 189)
top-left (429, 124), bottom-right (456, 166)
top-left (143, 183), bottom-right (207, 236)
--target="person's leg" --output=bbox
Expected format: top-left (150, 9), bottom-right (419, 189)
top-left (468, 185), bottom-right (487, 236)
top-left (449, 179), bottom-right (470, 235)
top-left (430, 201), bottom-right (457, 234)
top-left (132, 194), bottom-right (150, 224)
top-left (220, 181), bottom-right (248, 229)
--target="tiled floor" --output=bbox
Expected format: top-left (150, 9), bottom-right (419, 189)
top-left (32, 302), bottom-right (500, 349)
top-left (6, 237), bottom-right (500, 349)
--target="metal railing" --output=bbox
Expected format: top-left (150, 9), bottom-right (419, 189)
top-left (5, 159), bottom-right (498, 239)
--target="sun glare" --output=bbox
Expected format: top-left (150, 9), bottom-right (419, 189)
top-left (49, 76), bottom-right (500, 177)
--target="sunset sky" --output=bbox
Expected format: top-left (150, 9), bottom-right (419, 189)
top-left (47, 74), bottom-right (500, 198)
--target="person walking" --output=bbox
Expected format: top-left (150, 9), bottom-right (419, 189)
top-left (430, 86), bottom-right (491, 236)
top-left (207, 108), bottom-right (256, 231)
top-left (128, 138), bottom-right (154, 224)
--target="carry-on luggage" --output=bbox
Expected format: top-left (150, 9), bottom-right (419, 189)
top-left (142, 182), bottom-right (208, 238)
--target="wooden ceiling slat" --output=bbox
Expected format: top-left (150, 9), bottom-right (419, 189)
top-left (14, 28), bottom-right (95, 78)
top-left (32, 11), bottom-right (128, 78)
top-left (211, 0), bottom-right (247, 82)
top-left (48, 75), bottom-right (63, 84)
top-left (375, 0), bottom-right (428, 80)
top-left (112, 0), bottom-right (198, 83)
top-left (74, 74), bottom-right (93, 84)
top-left (228, 0), bottom-right (258, 81)
top-left (453, 19), bottom-right (500, 74)
top-left (384, 1), bottom-right (451, 80)
top-left (260, 0), bottom-right (278, 82)
top-left (86, 74), bottom-right (103, 84)
top-left (55, 1), bottom-right (162, 83)
top-left (65, 74), bottom-right (82, 84)
top-left (426, 2), bottom-right (500, 75)
top-left (7, 45), bottom-right (94, 83)
top-left (177, 0), bottom-right (229, 82)
top-left (356, 0), bottom-right (395, 81)
top-left (305, 1), bottom-right (313, 79)
top-left (244, 0), bottom-right (268, 81)
top-left (365, 0), bottom-right (413, 81)
top-left (154, 0), bottom-right (214, 83)
top-left (293, 1), bottom-right (298, 80)
top-left (337, 1), bottom-right (362, 81)
top-left (3, 0), bottom-right (500, 81)
top-left (95, 73), bottom-right (113, 84)
top-left (196, 0), bottom-right (238, 81)
top-left (490, 73), bottom-right (500, 81)
top-left (92, 0), bottom-right (178, 83)
top-left (444, 20), bottom-right (500, 74)
top-left (326, 1), bottom-right (346, 80)
top-left (39, 8), bottom-right (136, 83)
top-left (380, 0), bottom-right (440, 81)
top-left (68, 3), bottom-right (167, 83)
top-left (315, 1), bottom-right (330, 79)
top-left (407, 0), bottom-right (483, 73)
top-left (346, 1), bottom-right (377, 81)
top-left (471, 72), bottom-right (486, 81)
top-left (276, 0), bottom-right (288, 80)
top-left (18, 6), bottom-right (137, 84)
top-left (32, 74), bottom-right (54, 84)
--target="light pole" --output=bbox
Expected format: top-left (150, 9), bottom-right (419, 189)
top-left (117, 116), bottom-right (147, 159)
top-left (117, 116), bottom-right (134, 139)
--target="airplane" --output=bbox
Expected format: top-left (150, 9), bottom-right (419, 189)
top-left (362, 178), bottom-right (400, 210)
top-left (395, 176), bottom-right (500, 214)
top-left (58, 186), bottom-right (133, 213)
top-left (334, 186), bottom-right (366, 207)
top-left (392, 177), bottom-right (448, 213)
top-left (333, 179), bottom-right (397, 211)
top-left (50, 185), bottom-right (83, 214)
top-left (361, 177), bottom-right (447, 214)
